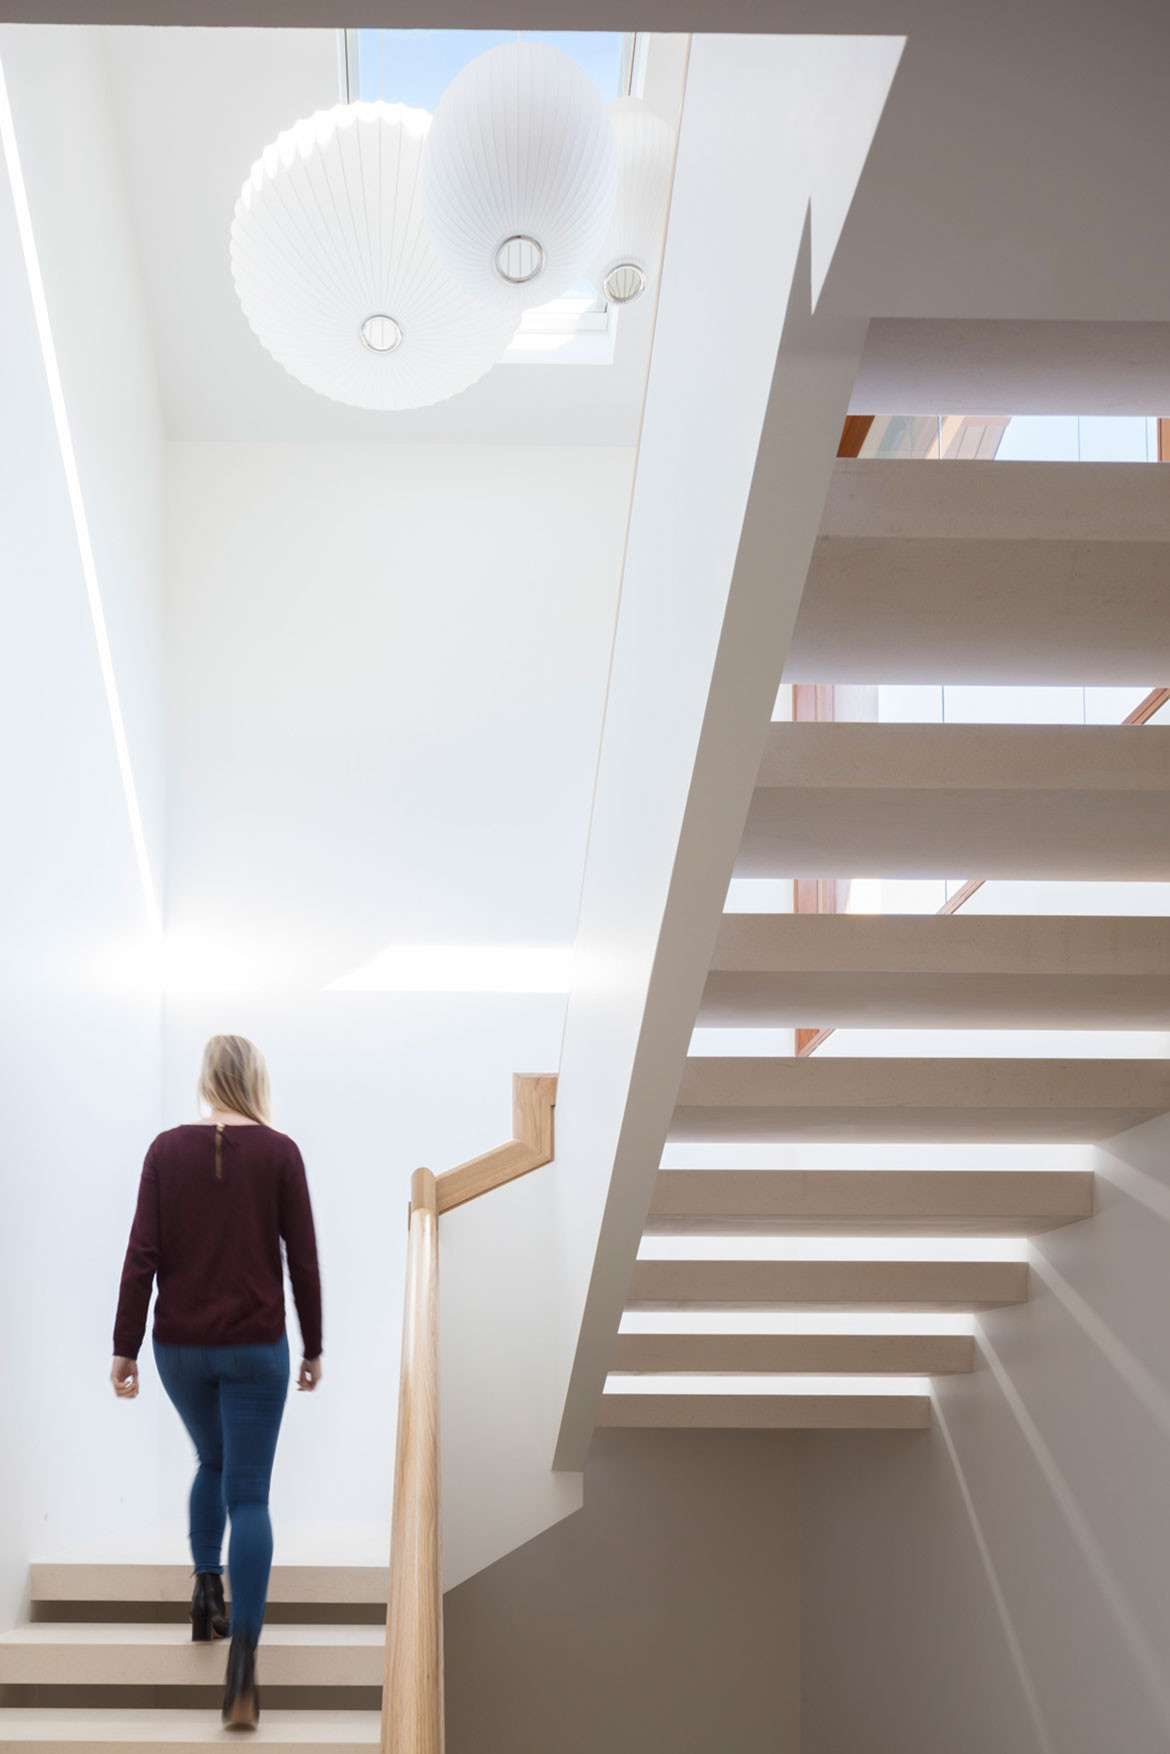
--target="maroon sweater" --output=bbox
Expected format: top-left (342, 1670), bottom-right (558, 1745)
top-left (113, 1124), bottom-right (322, 1362)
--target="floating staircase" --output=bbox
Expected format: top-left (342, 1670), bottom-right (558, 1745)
top-left (784, 459), bottom-right (1170, 684)
top-left (602, 455), bottom-right (1170, 1433)
top-left (739, 722), bottom-right (1170, 878)
top-left (700, 913), bottom-right (1170, 1029)
top-left (646, 1167), bottom-right (1095, 1234)
top-left (0, 1565), bottom-right (387, 1751)
top-left (670, 1054), bottom-right (1169, 1142)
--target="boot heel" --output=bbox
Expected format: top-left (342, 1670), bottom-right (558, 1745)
top-left (222, 1633), bottom-right (260, 1730)
top-left (190, 1574), bottom-right (229, 1643)
top-left (224, 1689), bottom-right (259, 1730)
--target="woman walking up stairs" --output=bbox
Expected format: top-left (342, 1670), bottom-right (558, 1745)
top-left (109, 1036), bottom-right (324, 1730)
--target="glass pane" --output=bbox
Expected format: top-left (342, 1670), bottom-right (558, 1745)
top-left (1076, 415), bottom-right (1150, 462)
top-left (521, 31), bottom-right (625, 97)
top-left (994, 415), bottom-right (1079, 460)
top-left (853, 414), bottom-right (1162, 462)
top-left (354, 28), bottom-right (625, 108)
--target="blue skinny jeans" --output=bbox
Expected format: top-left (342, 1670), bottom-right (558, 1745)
top-left (153, 1334), bottom-right (289, 1642)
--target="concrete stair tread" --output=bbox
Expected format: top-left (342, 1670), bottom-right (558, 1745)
top-left (598, 1393), bottom-right (931, 1429)
top-left (756, 723), bottom-right (1170, 790)
top-left (0, 1710), bottom-right (379, 1747)
top-left (28, 1567), bottom-right (388, 1606)
top-left (671, 1055), bottom-right (1170, 1142)
top-left (739, 723), bottom-right (1170, 878)
top-left (808, 458), bottom-right (1170, 543)
top-left (786, 459), bottom-right (1170, 684)
top-left (647, 1168), bottom-right (1094, 1234)
top-left (627, 1257), bottom-right (1028, 1311)
top-left (611, 1332), bottom-right (975, 1373)
top-left (700, 913), bottom-right (1170, 1027)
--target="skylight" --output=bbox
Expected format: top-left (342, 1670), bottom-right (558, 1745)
top-left (341, 30), bottom-right (630, 111)
top-left (337, 29), bottom-right (639, 357)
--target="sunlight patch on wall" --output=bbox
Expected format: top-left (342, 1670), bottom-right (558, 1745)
top-left (160, 933), bottom-right (272, 995)
top-left (328, 943), bottom-right (574, 993)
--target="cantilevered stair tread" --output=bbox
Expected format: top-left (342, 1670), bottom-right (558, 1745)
top-left (670, 1056), bottom-right (1170, 1142)
top-left (699, 914), bottom-right (1170, 1028)
top-left (27, 1565), bottom-right (388, 1607)
top-left (0, 1625), bottom-right (383, 1688)
top-left (737, 723), bottom-right (1170, 878)
top-left (0, 1711), bottom-right (380, 1750)
top-left (627, 1258), bottom-right (1027, 1311)
top-left (646, 1168), bottom-right (1095, 1234)
top-left (786, 459), bottom-right (1170, 685)
top-left (598, 1393), bottom-right (931, 1430)
top-left (612, 1332), bottom-right (975, 1374)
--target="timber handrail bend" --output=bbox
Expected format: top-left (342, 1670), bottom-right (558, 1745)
top-left (434, 1072), bottom-right (557, 1213)
top-left (381, 1075), bottom-right (557, 1754)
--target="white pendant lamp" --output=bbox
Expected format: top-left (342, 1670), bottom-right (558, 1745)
top-left (590, 96), bottom-right (675, 305)
top-left (230, 103), bottom-right (520, 411)
top-left (421, 41), bottom-right (618, 312)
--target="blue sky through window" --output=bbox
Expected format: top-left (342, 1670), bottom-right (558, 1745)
top-left (353, 29), bottom-right (626, 111)
top-left (996, 414), bottom-right (1158, 462)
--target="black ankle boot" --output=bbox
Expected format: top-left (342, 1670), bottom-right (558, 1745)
top-left (190, 1572), bottom-right (230, 1642)
top-left (222, 1633), bottom-right (260, 1730)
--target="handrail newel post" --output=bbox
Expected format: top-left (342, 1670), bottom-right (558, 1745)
top-left (382, 1167), bottom-right (443, 1754)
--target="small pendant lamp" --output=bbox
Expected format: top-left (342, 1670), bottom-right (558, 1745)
top-left (230, 103), bottom-right (519, 411)
top-left (590, 96), bottom-right (676, 306)
top-left (421, 41), bottom-right (619, 312)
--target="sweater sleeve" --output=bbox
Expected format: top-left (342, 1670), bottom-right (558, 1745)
top-left (280, 1142), bottom-right (323, 1360)
top-left (113, 1146), bottom-right (160, 1359)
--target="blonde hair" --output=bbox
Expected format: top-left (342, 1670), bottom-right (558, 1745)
top-left (198, 1034), bottom-right (271, 1125)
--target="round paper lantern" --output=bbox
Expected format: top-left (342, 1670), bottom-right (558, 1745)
top-left (590, 97), bottom-right (675, 305)
top-left (230, 103), bottom-right (520, 411)
top-left (422, 42), bottom-right (618, 312)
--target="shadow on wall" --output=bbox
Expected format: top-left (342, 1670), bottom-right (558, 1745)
top-left (800, 1109), bottom-right (1170, 1754)
top-left (444, 1428), bottom-right (801, 1754)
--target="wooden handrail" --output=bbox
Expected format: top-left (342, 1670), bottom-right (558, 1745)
top-left (794, 683), bottom-right (1169, 1055)
top-left (434, 1073), bottom-right (557, 1213)
top-left (381, 1074), bottom-right (557, 1753)
top-left (383, 1168), bottom-right (443, 1754)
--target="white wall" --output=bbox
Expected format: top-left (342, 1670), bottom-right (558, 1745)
top-left (0, 26), bottom-right (166, 1622)
top-left (445, 1430), bottom-right (802, 1754)
top-left (161, 440), bottom-right (632, 1540)
top-left (163, 442), bottom-right (631, 973)
top-left (800, 1111), bottom-right (1170, 1754)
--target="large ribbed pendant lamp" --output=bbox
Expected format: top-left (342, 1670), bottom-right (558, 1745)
top-left (421, 41), bottom-right (619, 312)
top-left (230, 102), bottom-right (519, 410)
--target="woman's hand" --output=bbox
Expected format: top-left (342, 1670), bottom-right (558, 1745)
top-left (111, 1357), bottom-right (139, 1398)
top-left (297, 1357), bottom-right (323, 1393)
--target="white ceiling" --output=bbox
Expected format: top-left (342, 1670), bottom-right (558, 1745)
top-left (100, 26), bottom-right (685, 444)
top-left (79, 10), bottom-right (1170, 444)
